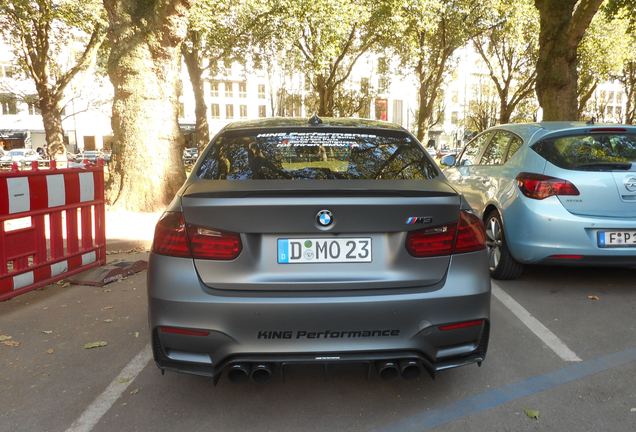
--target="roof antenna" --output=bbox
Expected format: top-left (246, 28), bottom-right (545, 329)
top-left (308, 113), bottom-right (323, 126)
top-left (586, 117), bottom-right (596, 125)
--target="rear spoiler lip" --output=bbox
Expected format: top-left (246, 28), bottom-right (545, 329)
top-left (182, 179), bottom-right (458, 199)
top-left (182, 189), bottom-right (457, 198)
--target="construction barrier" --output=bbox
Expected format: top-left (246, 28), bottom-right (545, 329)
top-left (0, 160), bottom-right (106, 301)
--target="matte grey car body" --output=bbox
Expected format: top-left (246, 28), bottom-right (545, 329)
top-left (147, 118), bottom-right (491, 382)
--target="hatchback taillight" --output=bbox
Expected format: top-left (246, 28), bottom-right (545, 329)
top-left (152, 211), bottom-right (242, 260)
top-left (406, 210), bottom-right (486, 257)
top-left (516, 172), bottom-right (579, 200)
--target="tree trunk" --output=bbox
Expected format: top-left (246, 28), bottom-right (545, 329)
top-left (535, 13), bottom-right (578, 120)
top-left (104, 0), bottom-right (191, 212)
top-left (623, 61), bottom-right (636, 125)
top-left (182, 41), bottom-right (210, 151)
top-left (499, 97), bottom-right (511, 124)
top-left (316, 75), bottom-right (334, 117)
top-left (535, 0), bottom-right (604, 121)
top-left (39, 91), bottom-right (66, 159)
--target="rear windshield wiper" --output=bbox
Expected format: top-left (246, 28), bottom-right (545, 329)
top-left (571, 162), bottom-right (633, 171)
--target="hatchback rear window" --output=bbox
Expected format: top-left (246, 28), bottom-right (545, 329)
top-left (533, 133), bottom-right (636, 171)
top-left (196, 129), bottom-right (439, 180)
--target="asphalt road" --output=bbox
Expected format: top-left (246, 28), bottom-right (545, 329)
top-left (1, 258), bottom-right (635, 432)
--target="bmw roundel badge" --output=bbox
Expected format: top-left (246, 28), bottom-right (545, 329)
top-left (316, 209), bottom-right (333, 227)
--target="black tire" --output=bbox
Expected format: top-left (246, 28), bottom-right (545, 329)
top-left (484, 210), bottom-right (524, 280)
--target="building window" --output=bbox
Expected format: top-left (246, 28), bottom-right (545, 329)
top-left (0, 94), bottom-right (18, 115)
top-left (224, 82), bottom-right (234, 98)
top-left (210, 81), bottom-right (219, 97)
top-left (451, 111), bottom-right (459, 125)
top-left (258, 105), bottom-right (267, 118)
top-left (210, 103), bottom-right (220, 119)
top-left (258, 84), bottom-right (266, 99)
top-left (0, 64), bottom-right (16, 78)
top-left (239, 104), bottom-right (247, 118)
top-left (378, 77), bottom-right (389, 94)
top-left (239, 82), bottom-right (247, 98)
top-left (304, 76), bottom-right (312, 91)
top-left (27, 101), bottom-right (40, 115)
top-left (374, 99), bottom-right (387, 121)
top-left (225, 104), bottom-right (234, 119)
top-left (392, 100), bottom-right (403, 125)
top-left (360, 77), bottom-right (369, 95)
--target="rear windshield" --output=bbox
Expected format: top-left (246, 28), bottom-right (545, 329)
top-left (533, 133), bottom-right (636, 170)
top-left (196, 129), bottom-right (438, 180)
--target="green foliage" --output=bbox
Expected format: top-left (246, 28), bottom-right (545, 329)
top-left (269, 0), bottom-right (392, 116)
top-left (473, 0), bottom-right (538, 123)
top-left (0, 0), bottom-right (105, 95)
top-left (386, 0), bottom-right (494, 137)
top-left (578, 10), bottom-right (631, 117)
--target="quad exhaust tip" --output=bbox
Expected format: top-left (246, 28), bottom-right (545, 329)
top-left (227, 363), bottom-right (251, 383)
top-left (250, 363), bottom-right (273, 383)
top-left (399, 359), bottom-right (423, 380)
top-left (376, 360), bottom-right (400, 380)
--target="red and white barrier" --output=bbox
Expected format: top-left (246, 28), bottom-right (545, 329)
top-left (0, 161), bottom-right (106, 301)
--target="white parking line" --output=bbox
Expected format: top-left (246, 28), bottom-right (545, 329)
top-left (492, 283), bottom-right (582, 362)
top-left (65, 344), bottom-right (152, 432)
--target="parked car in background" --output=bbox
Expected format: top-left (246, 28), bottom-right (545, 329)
top-left (0, 148), bottom-right (41, 168)
top-left (148, 117), bottom-right (490, 384)
top-left (442, 122), bottom-right (636, 279)
top-left (77, 150), bottom-right (110, 163)
top-left (182, 147), bottom-right (198, 165)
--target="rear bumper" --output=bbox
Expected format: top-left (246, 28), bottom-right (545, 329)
top-left (504, 195), bottom-right (636, 264)
top-left (147, 251), bottom-right (491, 379)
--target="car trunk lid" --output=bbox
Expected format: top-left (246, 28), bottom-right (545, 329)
top-left (181, 180), bottom-right (461, 291)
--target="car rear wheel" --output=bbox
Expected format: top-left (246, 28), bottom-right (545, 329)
top-left (485, 211), bottom-right (523, 280)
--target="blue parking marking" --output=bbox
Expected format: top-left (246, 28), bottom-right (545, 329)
top-left (373, 347), bottom-right (636, 432)
top-left (277, 239), bottom-right (289, 264)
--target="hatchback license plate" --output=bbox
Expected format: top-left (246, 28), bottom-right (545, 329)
top-left (598, 231), bottom-right (636, 247)
top-left (278, 238), bottom-right (372, 264)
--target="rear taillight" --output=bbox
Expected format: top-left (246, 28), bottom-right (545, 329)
top-left (187, 226), bottom-right (241, 260)
top-left (152, 212), bottom-right (190, 258)
top-left (406, 224), bottom-right (456, 257)
top-left (516, 172), bottom-right (579, 200)
top-left (454, 211), bottom-right (487, 254)
top-left (152, 211), bottom-right (242, 260)
top-left (406, 210), bottom-right (486, 257)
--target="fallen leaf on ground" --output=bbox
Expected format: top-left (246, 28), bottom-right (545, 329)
top-left (42, 330), bottom-right (53, 334)
top-left (46, 348), bottom-right (54, 354)
top-left (134, 332), bottom-right (139, 338)
top-left (130, 388), bottom-right (139, 395)
top-left (56, 280), bottom-right (67, 286)
top-left (103, 319), bottom-right (113, 323)
top-left (102, 306), bottom-right (114, 311)
top-left (587, 295), bottom-right (600, 301)
top-left (2, 340), bottom-right (20, 347)
top-left (103, 289), bottom-right (112, 293)
top-left (524, 409), bottom-right (540, 420)
top-left (0, 335), bottom-right (12, 341)
top-left (83, 341), bottom-right (108, 349)
top-left (631, 408), bottom-right (636, 413)
top-left (118, 377), bottom-right (131, 384)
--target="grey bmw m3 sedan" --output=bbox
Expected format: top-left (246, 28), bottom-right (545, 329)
top-left (148, 116), bottom-right (491, 383)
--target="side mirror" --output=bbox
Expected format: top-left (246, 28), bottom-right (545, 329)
top-left (440, 154), bottom-right (456, 167)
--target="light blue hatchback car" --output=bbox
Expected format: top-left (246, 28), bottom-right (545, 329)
top-left (442, 122), bottom-right (636, 279)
